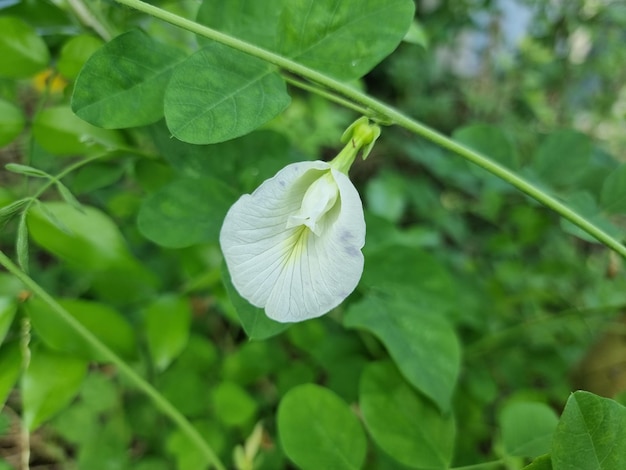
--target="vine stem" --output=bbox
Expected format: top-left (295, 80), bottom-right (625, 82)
top-left (0, 252), bottom-right (226, 470)
top-left (113, 0), bottom-right (626, 259)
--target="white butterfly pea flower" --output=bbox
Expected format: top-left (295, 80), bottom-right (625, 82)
top-left (220, 118), bottom-right (380, 323)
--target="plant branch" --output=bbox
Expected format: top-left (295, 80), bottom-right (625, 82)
top-left (0, 251), bottom-right (226, 470)
top-left (112, 0), bottom-right (626, 259)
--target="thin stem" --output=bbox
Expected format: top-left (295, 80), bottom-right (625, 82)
top-left (66, 0), bottom-right (115, 40)
top-left (19, 317), bottom-right (31, 470)
top-left (0, 252), bottom-right (226, 470)
top-left (281, 74), bottom-right (370, 116)
top-left (111, 0), bottom-right (626, 259)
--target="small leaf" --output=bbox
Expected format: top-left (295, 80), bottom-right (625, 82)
top-left (164, 42), bottom-right (290, 144)
top-left (499, 401), bottom-right (559, 458)
top-left (359, 361), bottom-right (455, 469)
top-left (0, 297), bottom-right (17, 346)
top-left (34, 199), bottom-right (73, 234)
top-left (211, 381), bottom-right (257, 427)
top-left (344, 291), bottom-right (461, 413)
top-left (27, 297), bottom-right (137, 362)
top-left (16, 212), bottom-right (29, 272)
top-left (55, 181), bottom-right (85, 213)
top-left (0, 198), bottom-right (30, 225)
top-left (5, 163), bottom-right (51, 178)
top-left (72, 30), bottom-right (185, 128)
top-left (523, 455), bottom-right (553, 470)
top-left (600, 164), bottom-right (626, 214)
top-left (222, 264), bottom-right (289, 341)
top-left (57, 34), bottom-right (104, 81)
top-left (22, 346), bottom-right (87, 431)
top-left (32, 106), bottom-right (124, 156)
top-left (0, 342), bottom-right (21, 407)
top-left (0, 99), bottom-right (26, 146)
top-left (278, 384), bottom-right (367, 470)
top-left (144, 295), bottom-right (191, 372)
top-left (552, 391), bottom-right (626, 470)
top-left (0, 16), bottom-right (49, 78)
top-left (531, 130), bottom-right (592, 189)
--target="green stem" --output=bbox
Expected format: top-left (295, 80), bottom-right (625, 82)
top-left (0, 252), bottom-right (226, 470)
top-left (281, 74), bottom-right (370, 116)
top-left (112, 0), bottom-right (626, 258)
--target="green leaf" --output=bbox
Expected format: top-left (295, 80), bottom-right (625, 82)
top-left (211, 381), bottom-right (257, 427)
top-left (453, 124), bottom-right (518, 170)
top-left (278, 0), bottom-right (415, 80)
top-left (552, 391), bottom-right (626, 470)
top-left (0, 297), bottom-right (17, 346)
top-left (27, 202), bottom-right (139, 270)
top-left (16, 212), bottom-right (29, 272)
top-left (55, 181), bottom-right (85, 213)
top-left (32, 106), bottom-right (124, 155)
top-left (359, 361), bottom-right (455, 469)
top-left (144, 295), bottom-right (191, 372)
top-left (5, 163), bottom-right (51, 178)
top-left (365, 171), bottom-right (408, 223)
top-left (72, 30), bottom-right (185, 128)
top-left (0, 342), bottom-right (21, 407)
top-left (22, 347), bottom-right (87, 431)
top-left (600, 164), bottom-right (626, 214)
top-left (344, 292), bottom-right (461, 412)
top-left (278, 384), bottom-right (367, 470)
top-left (57, 34), bottom-right (104, 80)
top-left (196, 0), bottom-right (283, 49)
top-left (560, 192), bottom-right (621, 243)
top-left (403, 20), bottom-right (429, 48)
top-left (0, 16), bottom-right (49, 78)
top-left (499, 401), bottom-right (559, 458)
top-left (523, 455), bottom-right (553, 470)
top-left (164, 42), bottom-right (290, 144)
top-left (27, 297), bottom-right (137, 361)
top-left (0, 198), bottom-right (30, 226)
top-left (0, 99), bottom-right (25, 146)
top-left (531, 130), bottom-right (592, 188)
top-left (137, 176), bottom-right (237, 248)
top-left (222, 263), bottom-right (289, 340)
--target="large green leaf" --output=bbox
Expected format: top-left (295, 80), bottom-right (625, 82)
top-left (72, 30), bottom-right (185, 128)
top-left (359, 361), bottom-right (455, 469)
top-left (344, 291), bottom-right (460, 412)
top-left (278, 0), bottom-right (415, 80)
top-left (27, 297), bottom-right (136, 362)
top-left (0, 297), bottom-right (17, 346)
top-left (0, 16), bottom-right (49, 78)
top-left (137, 175), bottom-right (237, 248)
top-left (164, 42), bottom-right (290, 144)
top-left (222, 264), bottom-right (289, 340)
top-left (196, 0), bottom-right (284, 49)
top-left (278, 384), bottom-right (367, 470)
top-left (552, 391), bottom-right (626, 470)
top-left (22, 347), bottom-right (87, 431)
top-left (144, 295), bottom-right (191, 372)
top-left (499, 400), bottom-right (559, 458)
top-left (0, 99), bottom-right (25, 146)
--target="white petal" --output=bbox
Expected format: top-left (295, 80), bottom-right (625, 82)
top-left (220, 161), bottom-right (365, 323)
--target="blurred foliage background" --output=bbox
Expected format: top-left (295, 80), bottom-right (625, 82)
top-left (0, 0), bottom-right (626, 469)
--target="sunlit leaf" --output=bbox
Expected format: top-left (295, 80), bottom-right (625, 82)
top-left (0, 16), bottom-right (49, 78)
top-left (72, 30), bottom-right (185, 128)
top-left (278, 384), bottom-right (367, 470)
top-left (164, 42), bottom-right (290, 144)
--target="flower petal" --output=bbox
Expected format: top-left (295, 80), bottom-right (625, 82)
top-left (220, 161), bottom-right (365, 323)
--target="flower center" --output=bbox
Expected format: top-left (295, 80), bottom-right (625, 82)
top-left (286, 172), bottom-right (339, 236)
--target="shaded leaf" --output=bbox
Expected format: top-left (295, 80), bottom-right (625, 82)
top-left (359, 361), bottom-right (455, 469)
top-left (0, 342), bottom-right (21, 408)
top-left (5, 163), bottom-right (50, 178)
top-left (0, 99), bottom-right (25, 146)
top-left (531, 130), bottom-right (592, 188)
top-left (499, 401), bottom-right (559, 458)
top-left (0, 16), bottom-right (49, 78)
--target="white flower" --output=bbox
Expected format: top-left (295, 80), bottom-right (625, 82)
top-left (220, 160), bottom-right (366, 323)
